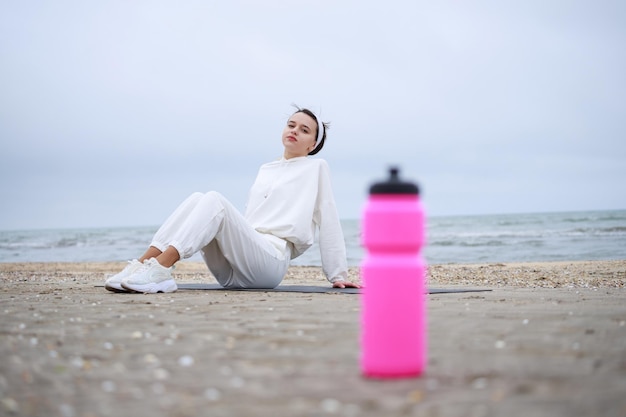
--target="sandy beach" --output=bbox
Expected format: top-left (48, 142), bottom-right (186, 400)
top-left (1, 260), bottom-right (625, 416)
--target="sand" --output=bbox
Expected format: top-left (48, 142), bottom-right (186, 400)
top-left (1, 260), bottom-right (625, 417)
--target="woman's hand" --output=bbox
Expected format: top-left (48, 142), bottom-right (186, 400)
top-left (332, 281), bottom-right (361, 289)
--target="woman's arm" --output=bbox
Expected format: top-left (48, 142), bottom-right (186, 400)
top-left (315, 161), bottom-right (360, 288)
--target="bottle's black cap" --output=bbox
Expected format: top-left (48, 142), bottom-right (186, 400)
top-left (369, 167), bottom-right (419, 195)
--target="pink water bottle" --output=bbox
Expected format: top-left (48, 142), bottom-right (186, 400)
top-left (360, 167), bottom-right (427, 378)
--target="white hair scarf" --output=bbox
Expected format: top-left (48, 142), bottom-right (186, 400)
top-left (311, 113), bottom-right (324, 152)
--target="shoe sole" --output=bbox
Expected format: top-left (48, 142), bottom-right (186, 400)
top-left (121, 280), bottom-right (178, 294)
top-left (105, 283), bottom-right (131, 293)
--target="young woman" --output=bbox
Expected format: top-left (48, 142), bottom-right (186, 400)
top-left (105, 107), bottom-right (359, 293)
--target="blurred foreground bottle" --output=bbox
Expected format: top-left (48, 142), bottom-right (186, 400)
top-left (360, 167), bottom-right (427, 378)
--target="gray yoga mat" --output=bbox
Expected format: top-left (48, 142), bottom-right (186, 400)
top-left (177, 283), bottom-right (491, 294)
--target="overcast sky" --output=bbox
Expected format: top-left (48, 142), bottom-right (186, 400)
top-left (1, 1), bottom-right (624, 231)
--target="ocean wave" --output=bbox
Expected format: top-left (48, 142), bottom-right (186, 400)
top-left (430, 240), bottom-right (506, 248)
top-left (568, 227), bottom-right (626, 235)
top-left (563, 217), bottom-right (593, 223)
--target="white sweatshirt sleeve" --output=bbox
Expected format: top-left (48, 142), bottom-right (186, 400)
top-left (313, 161), bottom-right (349, 283)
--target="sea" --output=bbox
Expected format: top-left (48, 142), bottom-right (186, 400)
top-left (0, 210), bottom-right (624, 266)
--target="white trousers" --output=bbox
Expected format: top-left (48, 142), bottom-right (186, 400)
top-left (150, 192), bottom-right (291, 289)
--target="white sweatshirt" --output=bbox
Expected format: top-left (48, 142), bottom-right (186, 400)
top-left (244, 156), bottom-right (348, 283)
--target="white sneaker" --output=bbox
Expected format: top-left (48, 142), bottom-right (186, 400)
top-left (105, 259), bottom-right (144, 292)
top-left (121, 258), bottom-right (177, 293)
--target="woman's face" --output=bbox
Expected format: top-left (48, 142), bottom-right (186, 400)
top-left (282, 112), bottom-right (317, 159)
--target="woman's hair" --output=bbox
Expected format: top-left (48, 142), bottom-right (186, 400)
top-left (291, 105), bottom-right (328, 155)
